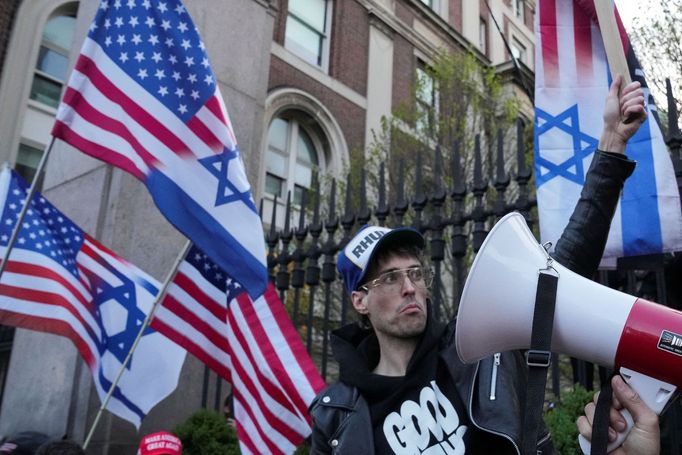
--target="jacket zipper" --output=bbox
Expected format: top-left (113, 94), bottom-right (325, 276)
top-left (489, 352), bottom-right (501, 400)
top-left (468, 360), bottom-right (522, 455)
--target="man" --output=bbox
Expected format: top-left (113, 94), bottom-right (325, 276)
top-left (309, 75), bottom-right (659, 454)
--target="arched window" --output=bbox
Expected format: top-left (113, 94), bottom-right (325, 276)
top-left (29, 11), bottom-right (77, 109)
top-left (261, 89), bottom-right (348, 228)
top-left (265, 114), bottom-right (325, 206)
top-left (15, 3), bottom-right (78, 186)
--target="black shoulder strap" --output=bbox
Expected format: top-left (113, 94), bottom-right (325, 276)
top-left (590, 373), bottom-right (616, 454)
top-left (521, 270), bottom-right (558, 455)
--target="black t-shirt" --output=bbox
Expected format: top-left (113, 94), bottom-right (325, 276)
top-left (371, 360), bottom-right (473, 454)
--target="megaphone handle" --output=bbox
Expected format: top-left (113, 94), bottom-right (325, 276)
top-left (577, 367), bottom-right (676, 454)
top-left (578, 410), bottom-right (633, 454)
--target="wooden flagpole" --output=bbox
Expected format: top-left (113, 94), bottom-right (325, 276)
top-left (0, 136), bottom-right (56, 281)
top-left (594, 0), bottom-right (632, 85)
top-left (82, 239), bottom-right (192, 449)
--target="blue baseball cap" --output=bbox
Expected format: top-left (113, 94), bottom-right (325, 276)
top-left (337, 225), bottom-right (425, 293)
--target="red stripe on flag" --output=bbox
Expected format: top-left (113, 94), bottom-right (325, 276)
top-left (0, 283), bottom-right (97, 342)
top-left (230, 298), bottom-right (307, 420)
top-left (540, 0), bottom-right (559, 87)
top-left (0, 309), bottom-right (97, 368)
top-left (187, 116), bottom-right (223, 151)
top-left (159, 294), bottom-right (230, 352)
top-left (172, 272), bottom-right (227, 320)
top-left (227, 339), bottom-right (304, 448)
top-left (150, 317), bottom-right (232, 380)
top-left (228, 373), bottom-right (284, 454)
top-left (52, 121), bottom-right (146, 180)
top-left (262, 285), bottom-right (326, 394)
top-left (2, 260), bottom-right (92, 310)
top-left (233, 389), bottom-right (268, 455)
top-left (574, 0), bottom-right (630, 55)
top-left (61, 87), bottom-right (159, 168)
top-left (236, 289), bottom-right (313, 421)
top-left (204, 96), bottom-right (226, 124)
top-left (71, 55), bottom-right (194, 158)
top-left (573, 1), bottom-right (594, 86)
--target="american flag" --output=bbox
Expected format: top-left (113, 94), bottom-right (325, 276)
top-left (151, 245), bottom-right (325, 454)
top-left (51, 0), bottom-right (268, 299)
top-left (534, 0), bottom-right (682, 262)
top-left (0, 168), bottom-right (186, 428)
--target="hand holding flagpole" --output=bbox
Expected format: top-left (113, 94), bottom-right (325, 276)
top-left (593, 0), bottom-right (644, 125)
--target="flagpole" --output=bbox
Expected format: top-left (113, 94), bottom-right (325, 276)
top-left (0, 136), bottom-right (56, 281)
top-left (83, 239), bottom-right (192, 449)
top-left (593, 0), bottom-right (632, 85)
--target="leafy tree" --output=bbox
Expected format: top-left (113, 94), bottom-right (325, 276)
top-left (173, 409), bottom-right (240, 455)
top-left (630, 0), bottom-right (682, 124)
top-left (544, 384), bottom-right (595, 455)
top-left (361, 49), bottom-right (522, 318)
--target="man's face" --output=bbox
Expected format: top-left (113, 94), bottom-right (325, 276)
top-left (352, 254), bottom-right (428, 340)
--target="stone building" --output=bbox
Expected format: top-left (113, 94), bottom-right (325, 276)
top-left (0, 0), bottom-right (534, 452)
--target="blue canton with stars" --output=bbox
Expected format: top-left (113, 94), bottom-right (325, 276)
top-left (0, 174), bottom-right (84, 278)
top-left (1, 171), bottom-right (157, 367)
top-left (89, 0), bottom-right (215, 122)
top-left (199, 148), bottom-right (258, 212)
top-left (185, 244), bottom-right (245, 302)
top-left (534, 104), bottom-right (599, 187)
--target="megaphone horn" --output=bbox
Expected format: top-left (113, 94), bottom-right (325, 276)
top-left (455, 212), bottom-right (681, 453)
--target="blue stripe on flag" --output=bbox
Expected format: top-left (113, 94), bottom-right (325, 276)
top-left (98, 368), bottom-right (145, 422)
top-left (621, 120), bottom-right (663, 256)
top-left (146, 170), bottom-right (267, 298)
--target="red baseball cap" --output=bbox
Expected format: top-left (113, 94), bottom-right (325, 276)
top-left (137, 431), bottom-right (182, 455)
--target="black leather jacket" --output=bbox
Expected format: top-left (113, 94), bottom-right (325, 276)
top-left (309, 151), bottom-right (636, 454)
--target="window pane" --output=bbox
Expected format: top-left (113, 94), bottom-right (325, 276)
top-left (29, 73), bottom-right (62, 108)
top-left (416, 103), bottom-right (431, 134)
top-left (479, 20), bottom-right (487, 52)
top-left (511, 39), bottom-right (526, 63)
top-left (265, 173), bottom-right (284, 198)
top-left (16, 143), bottom-right (43, 185)
top-left (289, 0), bottom-right (326, 33)
top-left (296, 128), bottom-right (318, 166)
top-left (416, 67), bottom-right (434, 105)
top-left (294, 164), bottom-right (312, 188)
top-left (294, 185), bottom-right (306, 206)
top-left (43, 15), bottom-right (76, 50)
top-left (268, 117), bottom-right (289, 151)
top-left (36, 46), bottom-right (69, 81)
top-left (285, 16), bottom-right (323, 66)
top-left (266, 149), bottom-right (287, 177)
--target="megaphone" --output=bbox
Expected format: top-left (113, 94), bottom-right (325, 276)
top-left (455, 212), bottom-right (681, 453)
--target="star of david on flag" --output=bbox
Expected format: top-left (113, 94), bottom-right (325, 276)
top-left (535, 105), bottom-right (598, 186)
top-left (534, 0), bottom-right (682, 261)
top-left (0, 168), bottom-right (186, 428)
top-left (52, 0), bottom-right (268, 298)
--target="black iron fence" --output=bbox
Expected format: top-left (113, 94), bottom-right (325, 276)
top-left (264, 82), bottom-right (682, 452)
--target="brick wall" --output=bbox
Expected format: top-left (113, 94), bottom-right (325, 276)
top-left (268, 55), bottom-right (366, 153)
top-left (0, 0), bottom-right (21, 83)
top-left (328, 0), bottom-right (368, 96)
top-left (272, 0), bottom-right (287, 44)
top-left (449, 0), bottom-right (463, 32)
top-left (391, 34), bottom-right (414, 111)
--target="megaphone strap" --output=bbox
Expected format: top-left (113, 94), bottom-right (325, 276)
top-left (521, 271), bottom-right (558, 455)
top-left (589, 373), bottom-right (617, 455)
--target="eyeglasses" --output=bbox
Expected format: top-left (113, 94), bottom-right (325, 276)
top-left (359, 266), bottom-right (433, 292)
